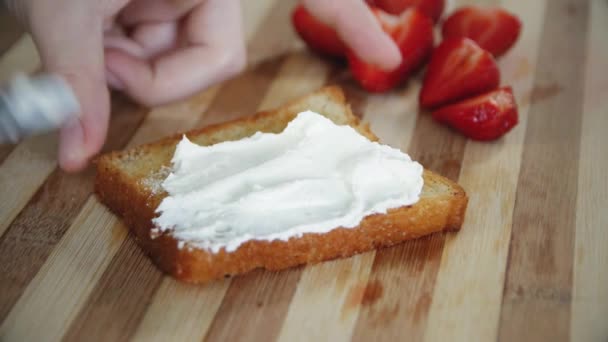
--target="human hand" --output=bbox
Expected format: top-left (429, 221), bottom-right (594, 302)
top-left (300, 0), bottom-right (402, 71)
top-left (5, 0), bottom-right (246, 172)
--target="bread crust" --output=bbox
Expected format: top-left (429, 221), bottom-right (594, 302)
top-left (95, 86), bottom-right (468, 284)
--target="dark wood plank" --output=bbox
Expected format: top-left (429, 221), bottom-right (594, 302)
top-left (61, 2), bottom-right (294, 335)
top-left (498, 0), bottom-right (589, 340)
top-left (204, 268), bottom-right (303, 342)
top-left (352, 110), bottom-right (467, 341)
top-left (62, 237), bottom-right (164, 342)
top-left (0, 94), bottom-right (147, 323)
top-left (0, 5), bottom-right (24, 163)
top-left (0, 145), bottom-right (16, 164)
top-left (0, 4), bottom-right (23, 56)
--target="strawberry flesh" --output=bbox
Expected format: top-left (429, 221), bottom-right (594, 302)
top-left (432, 86), bottom-right (518, 140)
top-left (442, 6), bottom-right (522, 57)
top-left (420, 37), bottom-right (500, 108)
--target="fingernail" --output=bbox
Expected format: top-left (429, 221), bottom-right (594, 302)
top-left (380, 50), bottom-right (403, 71)
top-left (376, 37), bottom-right (403, 71)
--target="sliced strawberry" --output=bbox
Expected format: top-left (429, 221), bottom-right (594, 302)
top-left (442, 6), bottom-right (522, 57)
top-left (292, 5), bottom-right (346, 57)
top-left (419, 37), bottom-right (500, 108)
top-left (369, 0), bottom-right (445, 22)
top-left (432, 86), bottom-right (518, 140)
top-left (348, 8), bottom-right (434, 92)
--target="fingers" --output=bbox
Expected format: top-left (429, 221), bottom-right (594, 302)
top-left (27, 2), bottom-right (110, 171)
top-left (104, 21), bottom-right (179, 60)
top-left (118, 0), bottom-right (202, 26)
top-left (302, 0), bottom-right (402, 70)
top-left (106, 0), bottom-right (246, 106)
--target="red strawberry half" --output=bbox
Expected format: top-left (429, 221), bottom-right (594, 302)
top-left (432, 86), bottom-right (518, 140)
top-left (348, 8), bottom-right (435, 92)
top-left (442, 6), bottom-right (522, 57)
top-left (292, 5), bottom-right (346, 57)
top-left (420, 37), bottom-right (500, 109)
top-left (369, 0), bottom-right (445, 22)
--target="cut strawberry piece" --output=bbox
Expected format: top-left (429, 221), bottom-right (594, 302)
top-left (442, 6), bottom-right (522, 57)
top-left (432, 86), bottom-right (518, 140)
top-left (348, 8), bottom-right (434, 92)
top-left (292, 5), bottom-right (346, 57)
top-left (419, 37), bottom-right (500, 108)
top-left (369, 0), bottom-right (445, 22)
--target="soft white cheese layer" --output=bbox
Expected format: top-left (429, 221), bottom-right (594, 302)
top-left (153, 111), bottom-right (424, 253)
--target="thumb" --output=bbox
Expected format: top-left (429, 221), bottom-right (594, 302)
top-left (28, 2), bottom-right (110, 172)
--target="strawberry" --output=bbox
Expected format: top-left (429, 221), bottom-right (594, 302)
top-left (348, 8), bottom-right (434, 92)
top-left (432, 86), bottom-right (518, 140)
top-left (292, 5), bottom-right (346, 57)
top-left (442, 6), bottom-right (522, 57)
top-left (419, 37), bottom-right (500, 109)
top-left (368, 0), bottom-right (445, 22)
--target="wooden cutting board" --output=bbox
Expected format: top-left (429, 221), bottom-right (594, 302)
top-left (0, 0), bottom-right (606, 341)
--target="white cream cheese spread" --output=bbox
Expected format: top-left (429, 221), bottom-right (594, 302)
top-left (152, 111), bottom-right (424, 253)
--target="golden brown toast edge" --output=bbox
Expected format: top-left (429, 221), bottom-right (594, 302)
top-left (94, 86), bottom-right (468, 284)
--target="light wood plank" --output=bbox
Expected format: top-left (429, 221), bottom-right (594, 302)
top-left (498, 0), bottom-right (588, 339)
top-left (202, 52), bottom-right (330, 342)
top-left (0, 35), bottom-right (54, 238)
top-left (0, 35), bottom-right (38, 81)
top-left (350, 1), bottom-right (467, 331)
top-left (278, 254), bottom-right (374, 342)
top-left (132, 50), bottom-right (329, 342)
top-left (0, 133), bottom-right (56, 237)
top-left (277, 86), bottom-right (420, 341)
top-left (245, 0), bottom-right (300, 66)
top-left (131, 279), bottom-right (230, 342)
top-left (0, 198), bottom-right (127, 342)
top-left (0, 95), bottom-right (146, 324)
top-left (0, 86), bottom-right (219, 342)
top-left (241, 0), bottom-right (278, 43)
top-left (57, 3), bottom-right (296, 340)
top-left (423, 1), bottom-right (547, 341)
top-left (571, 1), bottom-right (608, 341)
top-left (258, 51), bottom-right (331, 111)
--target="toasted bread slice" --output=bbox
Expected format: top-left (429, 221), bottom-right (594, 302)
top-left (95, 86), bottom-right (468, 284)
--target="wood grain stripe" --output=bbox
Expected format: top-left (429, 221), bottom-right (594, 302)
top-left (131, 278), bottom-right (231, 342)
top-left (423, 0), bottom-right (547, 340)
top-left (280, 2), bottom-right (466, 339)
top-left (0, 197), bottom-right (128, 342)
top-left (571, 1), bottom-right (608, 340)
top-left (350, 108), bottom-right (466, 342)
top-left (244, 0), bottom-right (301, 67)
top-left (63, 58), bottom-right (285, 342)
top-left (0, 134), bottom-right (56, 237)
top-left (498, 0), bottom-right (589, 340)
top-left (0, 35), bottom-right (38, 81)
top-left (62, 2), bottom-right (297, 340)
top-left (203, 51), bottom-right (331, 342)
top-left (277, 85), bottom-right (421, 341)
top-left (0, 5), bottom-right (23, 56)
top-left (129, 51), bottom-right (330, 342)
top-left (0, 35), bottom-right (48, 239)
top-left (0, 95), bottom-right (146, 323)
top-left (0, 145), bottom-right (16, 165)
top-left (62, 237), bottom-right (164, 342)
top-left (0, 83), bottom-right (220, 341)
top-left (205, 268), bottom-right (303, 342)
